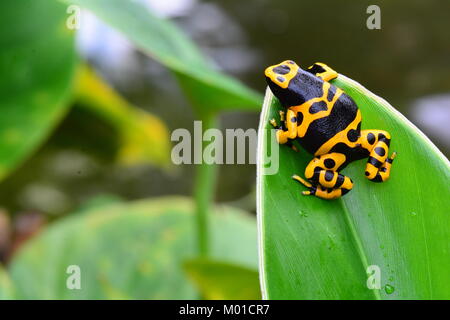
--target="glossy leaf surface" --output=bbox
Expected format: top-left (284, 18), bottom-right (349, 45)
top-left (257, 74), bottom-right (450, 299)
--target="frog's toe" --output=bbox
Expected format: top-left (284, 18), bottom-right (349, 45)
top-left (389, 152), bottom-right (397, 161)
top-left (292, 174), bottom-right (312, 188)
top-left (302, 186), bottom-right (317, 196)
top-left (269, 118), bottom-right (278, 128)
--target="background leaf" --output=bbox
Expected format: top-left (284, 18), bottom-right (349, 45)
top-left (61, 0), bottom-right (262, 113)
top-left (8, 197), bottom-right (257, 299)
top-left (74, 65), bottom-right (171, 168)
top-left (0, 265), bottom-right (14, 300)
top-left (257, 75), bottom-right (450, 299)
top-left (0, 0), bottom-right (78, 181)
top-left (183, 259), bottom-right (260, 300)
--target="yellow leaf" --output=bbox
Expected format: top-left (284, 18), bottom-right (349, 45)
top-left (74, 65), bottom-right (171, 168)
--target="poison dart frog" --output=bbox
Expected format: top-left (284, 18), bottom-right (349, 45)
top-left (265, 60), bottom-right (396, 200)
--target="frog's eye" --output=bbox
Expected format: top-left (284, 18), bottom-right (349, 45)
top-left (273, 64), bottom-right (291, 75)
top-left (264, 61), bottom-right (299, 89)
top-left (286, 60), bottom-right (295, 65)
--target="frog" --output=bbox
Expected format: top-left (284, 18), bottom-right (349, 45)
top-left (265, 60), bottom-right (396, 200)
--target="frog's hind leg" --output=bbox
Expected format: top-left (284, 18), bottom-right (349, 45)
top-left (360, 130), bottom-right (397, 182)
top-left (293, 153), bottom-right (353, 200)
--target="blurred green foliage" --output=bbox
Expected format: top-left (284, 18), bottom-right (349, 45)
top-left (8, 197), bottom-right (258, 299)
top-left (62, 0), bottom-right (262, 114)
top-left (184, 259), bottom-right (261, 299)
top-left (0, 0), bottom-right (262, 300)
top-left (0, 265), bottom-right (14, 299)
top-left (75, 65), bottom-right (171, 168)
top-left (0, 0), bottom-right (77, 182)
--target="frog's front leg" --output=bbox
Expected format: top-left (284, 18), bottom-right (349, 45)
top-left (293, 153), bottom-right (353, 200)
top-left (360, 130), bottom-right (397, 182)
top-left (270, 109), bottom-right (298, 144)
top-left (306, 62), bottom-right (338, 82)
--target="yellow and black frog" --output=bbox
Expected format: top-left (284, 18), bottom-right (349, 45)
top-left (265, 60), bottom-right (396, 200)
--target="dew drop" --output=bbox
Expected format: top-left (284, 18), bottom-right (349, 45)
top-left (299, 210), bottom-right (308, 217)
top-left (384, 284), bottom-right (395, 294)
top-left (327, 235), bottom-right (336, 250)
top-left (410, 212), bottom-right (417, 216)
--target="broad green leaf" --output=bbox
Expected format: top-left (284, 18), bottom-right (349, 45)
top-left (257, 75), bottom-right (450, 299)
top-left (60, 0), bottom-right (262, 113)
top-left (72, 194), bottom-right (123, 213)
top-left (0, 265), bottom-right (15, 300)
top-left (9, 197), bottom-right (257, 299)
top-left (183, 259), bottom-right (261, 300)
top-left (0, 0), bottom-right (78, 181)
top-left (75, 65), bottom-right (171, 168)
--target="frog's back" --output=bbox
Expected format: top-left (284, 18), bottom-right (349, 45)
top-left (267, 65), bottom-right (363, 159)
top-left (296, 83), bottom-right (361, 156)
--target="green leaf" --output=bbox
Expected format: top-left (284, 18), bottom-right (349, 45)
top-left (9, 197), bottom-right (257, 299)
top-left (74, 65), bottom-right (171, 168)
top-left (183, 259), bottom-right (261, 300)
top-left (0, 0), bottom-right (78, 181)
top-left (60, 0), bottom-right (262, 113)
top-left (0, 265), bottom-right (15, 300)
top-left (257, 75), bottom-right (450, 299)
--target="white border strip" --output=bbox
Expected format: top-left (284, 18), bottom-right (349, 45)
top-left (256, 87), bottom-right (274, 300)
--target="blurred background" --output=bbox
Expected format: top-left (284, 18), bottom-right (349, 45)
top-left (0, 0), bottom-right (448, 299)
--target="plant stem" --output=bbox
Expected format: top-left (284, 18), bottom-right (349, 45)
top-left (193, 112), bottom-right (218, 257)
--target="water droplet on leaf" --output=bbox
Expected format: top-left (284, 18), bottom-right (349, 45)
top-left (327, 234), bottom-right (336, 250)
top-left (299, 210), bottom-right (308, 217)
top-left (384, 284), bottom-right (395, 294)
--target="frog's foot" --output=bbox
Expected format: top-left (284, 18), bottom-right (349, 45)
top-left (294, 153), bottom-right (353, 200)
top-left (292, 174), bottom-right (312, 188)
top-left (360, 130), bottom-right (396, 183)
top-left (305, 170), bottom-right (353, 200)
top-left (292, 174), bottom-right (318, 195)
top-left (303, 185), bottom-right (350, 200)
top-left (366, 151), bottom-right (397, 183)
top-left (293, 174), bottom-right (351, 200)
top-left (269, 110), bottom-right (287, 128)
top-left (293, 161), bottom-right (354, 200)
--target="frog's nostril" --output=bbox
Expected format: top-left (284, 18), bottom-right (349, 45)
top-left (273, 64), bottom-right (290, 75)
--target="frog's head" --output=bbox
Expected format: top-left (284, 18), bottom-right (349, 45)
top-left (264, 60), bottom-right (304, 107)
